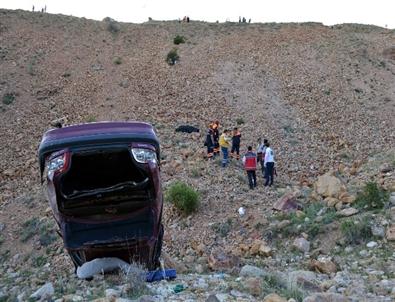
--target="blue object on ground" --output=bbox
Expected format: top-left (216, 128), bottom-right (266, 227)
top-left (146, 269), bottom-right (176, 282)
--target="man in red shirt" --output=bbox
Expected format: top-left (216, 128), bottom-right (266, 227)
top-left (242, 146), bottom-right (257, 189)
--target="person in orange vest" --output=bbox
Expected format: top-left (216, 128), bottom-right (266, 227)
top-left (212, 121), bottom-right (220, 156)
top-left (242, 146), bottom-right (257, 189)
top-left (204, 123), bottom-right (215, 159)
top-left (230, 127), bottom-right (241, 160)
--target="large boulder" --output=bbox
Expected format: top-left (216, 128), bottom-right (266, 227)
top-left (314, 172), bottom-right (344, 198)
top-left (303, 293), bottom-right (349, 302)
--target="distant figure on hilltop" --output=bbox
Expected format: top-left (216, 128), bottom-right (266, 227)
top-left (186, 16), bottom-right (190, 23)
top-left (32, 5), bottom-right (34, 12)
top-left (44, 5), bottom-right (47, 13)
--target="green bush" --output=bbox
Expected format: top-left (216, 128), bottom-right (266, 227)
top-left (236, 118), bottom-right (245, 125)
top-left (355, 182), bottom-right (389, 210)
top-left (113, 57), bottom-right (122, 65)
top-left (341, 218), bottom-right (372, 244)
top-left (166, 181), bottom-right (199, 214)
top-left (2, 93), bottom-right (15, 105)
top-left (173, 35), bottom-right (185, 45)
top-left (166, 48), bottom-right (179, 65)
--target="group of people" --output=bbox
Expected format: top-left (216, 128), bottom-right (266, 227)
top-left (204, 122), bottom-right (275, 189)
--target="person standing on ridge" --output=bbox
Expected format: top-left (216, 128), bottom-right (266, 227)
top-left (264, 141), bottom-right (275, 186)
top-left (219, 129), bottom-right (232, 167)
top-left (231, 127), bottom-right (241, 160)
top-left (204, 123), bottom-right (215, 159)
top-left (257, 138), bottom-right (268, 176)
top-left (212, 121), bottom-right (220, 156)
top-left (242, 146), bottom-right (257, 189)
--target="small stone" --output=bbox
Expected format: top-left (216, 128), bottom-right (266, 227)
top-left (30, 282), bottom-right (54, 300)
top-left (386, 225), bottom-right (395, 241)
top-left (371, 225), bottom-right (385, 238)
top-left (239, 265), bottom-right (266, 278)
top-left (293, 237), bottom-right (310, 253)
top-left (338, 207), bottom-right (358, 216)
top-left (206, 294), bottom-right (220, 302)
top-left (244, 277), bottom-right (262, 296)
top-left (366, 241), bottom-right (378, 248)
top-left (263, 293), bottom-right (287, 302)
top-left (380, 163), bottom-right (393, 173)
top-left (310, 257), bottom-right (337, 274)
top-left (105, 288), bottom-right (121, 298)
top-left (303, 292), bottom-right (349, 302)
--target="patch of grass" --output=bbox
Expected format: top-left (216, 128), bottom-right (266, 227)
top-left (32, 255), bottom-right (47, 267)
top-left (166, 48), bottom-right (179, 65)
top-left (212, 218), bottom-right (233, 237)
top-left (278, 203), bottom-right (336, 239)
top-left (2, 93), bottom-right (15, 105)
top-left (173, 35), bottom-right (186, 45)
top-left (354, 182), bottom-right (389, 210)
top-left (166, 181), bottom-right (200, 215)
top-left (189, 167), bottom-right (201, 178)
top-left (86, 115), bottom-right (97, 122)
top-left (122, 262), bottom-right (150, 298)
top-left (341, 217), bottom-right (373, 244)
top-left (236, 117), bottom-right (244, 125)
top-left (113, 56), bottom-right (122, 65)
top-left (20, 218), bottom-right (40, 242)
top-left (20, 218), bottom-right (57, 245)
top-left (261, 274), bottom-right (305, 302)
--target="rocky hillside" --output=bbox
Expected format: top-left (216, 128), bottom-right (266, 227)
top-left (0, 8), bottom-right (395, 301)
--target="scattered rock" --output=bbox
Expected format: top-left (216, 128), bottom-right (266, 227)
top-left (30, 282), bottom-right (54, 300)
top-left (208, 250), bottom-right (240, 271)
top-left (379, 163), bottom-right (393, 173)
top-left (263, 293), bottom-right (287, 302)
top-left (273, 193), bottom-right (300, 212)
top-left (310, 257), bottom-right (337, 274)
top-left (293, 237), bottom-right (310, 253)
top-left (338, 207), bottom-right (358, 216)
top-left (303, 292), bottom-right (349, 302)
top-left (314, 172), bottom-right (344, 198)
top-left (239, 265), bottom-right (267, 278)
top-left (366, 241), bottom-right (378, 248)
top-left (386, 225), bottom-right (395, 241)
top-left (244, 277), bottom-right (263, 296)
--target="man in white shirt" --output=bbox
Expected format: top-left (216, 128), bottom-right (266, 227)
top-left (264, 142), bottom-right (275, 187)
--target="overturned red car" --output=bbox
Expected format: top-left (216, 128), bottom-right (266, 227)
top-left (38, 122), bottom-right (163, 270)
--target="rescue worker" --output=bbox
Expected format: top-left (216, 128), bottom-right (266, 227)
top-left (219, 129), bottom-right (232, 167)
top-left (264, 141), bottom-right (275, 186)
top-left (257, 138), bottom-right (268, 176)
top-left (242, 146), bottom-right (257, 189)
top-left (231, 127), bottom-right (241, 160)
top-left (212, 121), bottom-right (220, 156)
top-left (204, 123), bottom-right (214, 159)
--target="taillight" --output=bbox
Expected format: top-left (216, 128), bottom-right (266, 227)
top-left (47, 152), bottom-right (70, 177)
top-left (131, 147), bottom-right (157, 164)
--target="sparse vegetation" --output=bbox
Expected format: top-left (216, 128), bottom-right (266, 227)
top-left (104, 17), bottom-right (120, 33)
top-left (20, 217), bottom-right (57, 245)
top-left (20, 217), bottom-right (40, 242)
top-left (173, 35), bottom-right (185, 45)
top-left (277, 203), bottom-right (336, 239)
top-left (341, 217), bottom-right (373, 244)
top-left (122, 262), bottom-right (150, 298)
top-left (166, 181), bottom-right (199, 214)
top-left (2, 93), bottom-right (15, 105)
top-left (260, 273), bottom-right (305, 302)
top-left (166, 48), bottom-right (179, 65)
top-left (86, 115), bottom-right (97, 122)
top-left (354, 182), bottom-right (389, 210)
top-left (212, 218), bottom-right (233, 237)
top-left (113, 56), bottom-right (122, 65)
top-left (236, 117), bottom-right (245, 125)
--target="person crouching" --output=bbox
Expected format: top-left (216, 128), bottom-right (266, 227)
top-left (242, 146), bottom-right (257, 189)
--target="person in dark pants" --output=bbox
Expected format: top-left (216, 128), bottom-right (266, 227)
top-left (264, 142), bottom-right (275, 186)
top-left (242, 146), bottom-right (257, 189)
top-left (257, 138), bottom-right (268, 176)
top-left (204, 123), bottom-right (214, 159)
top-left (212, 121), bottom-right (220, 157)
top-left (231, 127), bottom-right (241, 160)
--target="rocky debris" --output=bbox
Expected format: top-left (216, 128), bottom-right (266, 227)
top-left (239, 265), bottom-right (267, 278)
top-left (286, 270), bottom-right (322, 292)
top-left (314, 172), bottom-right (344, 199)
top-left (30, 282), bottom-right (54, 300)
top-left (338, 207), bottom-right (359, 217)
top-left (310, 257), bottom-right (337, 274)
top-left (208, 250), bottom-right (240, 272)
top-left (273, 193), bottom-right (301, 212)
top-left (243, 277), bottom-right (263, 296)
top-left (386, 225), bottom-right (395, 241)
top-left (293, 237), bottom-right (310, 253)
top-left (303, 292), bottom-right (349, 302)
top-left (263, 293), bottom-right (287, 302)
